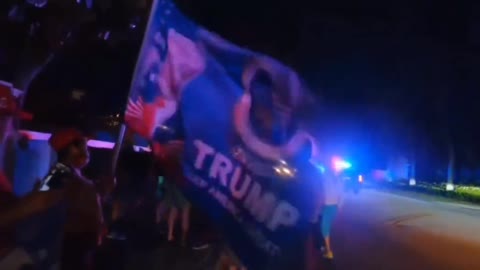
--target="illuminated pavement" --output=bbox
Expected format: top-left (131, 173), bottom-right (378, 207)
top-left (328, 189), bottom-right (480, 270)
top-left (99, 189), bottom-right (480, 270)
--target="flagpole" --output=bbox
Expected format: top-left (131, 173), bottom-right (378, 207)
top-left (111, 0), bottom-right (159, 175)
top-left (111, 124), bottom-right (126, 175)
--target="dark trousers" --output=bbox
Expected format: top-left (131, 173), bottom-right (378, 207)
top-left (61, 234), bottom-right (96, 270)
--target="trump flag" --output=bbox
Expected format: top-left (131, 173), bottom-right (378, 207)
top-left (125, 1), bottom-right (321, 269)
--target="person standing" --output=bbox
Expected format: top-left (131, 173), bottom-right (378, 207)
top-left (319, 167), bottom-right (344, 259)
top-left (161, 141), bottom-right (191, 246)
top-left (34, 128), bottom-right (106, 270)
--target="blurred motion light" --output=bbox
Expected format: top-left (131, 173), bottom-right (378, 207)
top-left (309, 158), bottom-right (326, 173)
top-left (446, 183), bottom-right (454, 191)
top-left (76, 0), bottom-right (93, 9)
top-left (20, 130), bottom-right (150, 152)
top-left (358, 175), bottom-right (364, 183)
top-left (273, 161), bottom-right (296, 179)
top-left (98, 31), bottom-right (111, 41)
top-left (27, 0), bottom-right (48, 8)
top-left (332, 156), bottom-right (351, 172)
top-left (409, 178), bottom-right (416, 186)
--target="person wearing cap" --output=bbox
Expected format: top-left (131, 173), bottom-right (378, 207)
top-left (1, 83), bottom-right (33, 190)
top-left (0, 84), bottom-right (55, 269)
top-left (31, 128), bottom-right (105, 270)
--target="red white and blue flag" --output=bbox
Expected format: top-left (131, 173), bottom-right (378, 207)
top-left (125, 1), bottom-right (320, 269)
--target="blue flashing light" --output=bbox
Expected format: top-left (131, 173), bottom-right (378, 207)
top-left (343, 161), bottom-right (352, 169)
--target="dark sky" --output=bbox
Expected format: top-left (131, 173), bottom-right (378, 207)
top-left (2, 0), bottom-right (480, 172)
top-left (19, 0), bottom-right (473, 107)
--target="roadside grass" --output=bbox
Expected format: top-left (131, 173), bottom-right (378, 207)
top-left (373, 180), bottom-right (480, 205)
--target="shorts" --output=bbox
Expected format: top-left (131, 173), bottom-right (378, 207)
top-left (163, 181), bottom-right (189, 209)
top-left (321, 205), bottom-right (338, 238)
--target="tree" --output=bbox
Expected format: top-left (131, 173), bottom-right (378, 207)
top-left (0, 0), bottom-right (150, 176)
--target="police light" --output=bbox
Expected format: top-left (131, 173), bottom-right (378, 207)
top-left (332, 156), bottom-right (351, 172)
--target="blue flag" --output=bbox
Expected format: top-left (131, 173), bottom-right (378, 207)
top-left (125, 1), bottom-right (321, 269)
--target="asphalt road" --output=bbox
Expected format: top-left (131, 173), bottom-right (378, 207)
top-left (97, 189), bottom-right (480, 270)
top-left (329, 189), bottom-right (480, 270)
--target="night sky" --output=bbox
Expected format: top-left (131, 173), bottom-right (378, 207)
top-left (1, 0), bottom-right (480, 178)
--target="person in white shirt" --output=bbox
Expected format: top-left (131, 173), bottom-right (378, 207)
top-left (320, 167), bottom-right (344, 259)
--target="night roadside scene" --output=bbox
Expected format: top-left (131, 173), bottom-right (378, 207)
top-left (1, 0), bottom-right (480, 269)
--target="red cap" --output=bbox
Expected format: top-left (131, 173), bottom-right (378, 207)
top-left (48, 128), bottom-right (85, 152)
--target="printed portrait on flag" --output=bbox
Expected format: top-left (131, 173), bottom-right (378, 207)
top-left (124, 1), bottom-right (321, 269)
top-left (230, 56), bottom-right (317, 178)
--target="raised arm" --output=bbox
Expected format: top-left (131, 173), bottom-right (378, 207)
top-left (0, 190), bottom-right (63, 228)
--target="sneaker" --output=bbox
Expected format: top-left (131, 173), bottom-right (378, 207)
top-left (191, 241), bottom-right (210, 251)
top-left (323, 251), bottom-right (334, 260)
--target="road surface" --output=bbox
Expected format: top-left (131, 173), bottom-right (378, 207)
top-left (330, 189), bottom-right (480, 270)
top-left (98, 189), bottom-right (480, 270)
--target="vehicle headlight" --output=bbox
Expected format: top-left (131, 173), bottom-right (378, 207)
top-left (273, 161), bottom-right (296, 179)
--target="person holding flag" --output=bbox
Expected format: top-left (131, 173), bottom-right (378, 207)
top-left (124, 1), bottom-right (321, 269)
top-left (26, 128), bottom-right (107, 270)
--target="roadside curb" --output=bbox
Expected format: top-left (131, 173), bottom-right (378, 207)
top-left (435, 201), bottom-right (480, 211)
top-left (367, 187), bottom-right (480, 210)
top-left (364, 187), bottom-right (430, 204)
